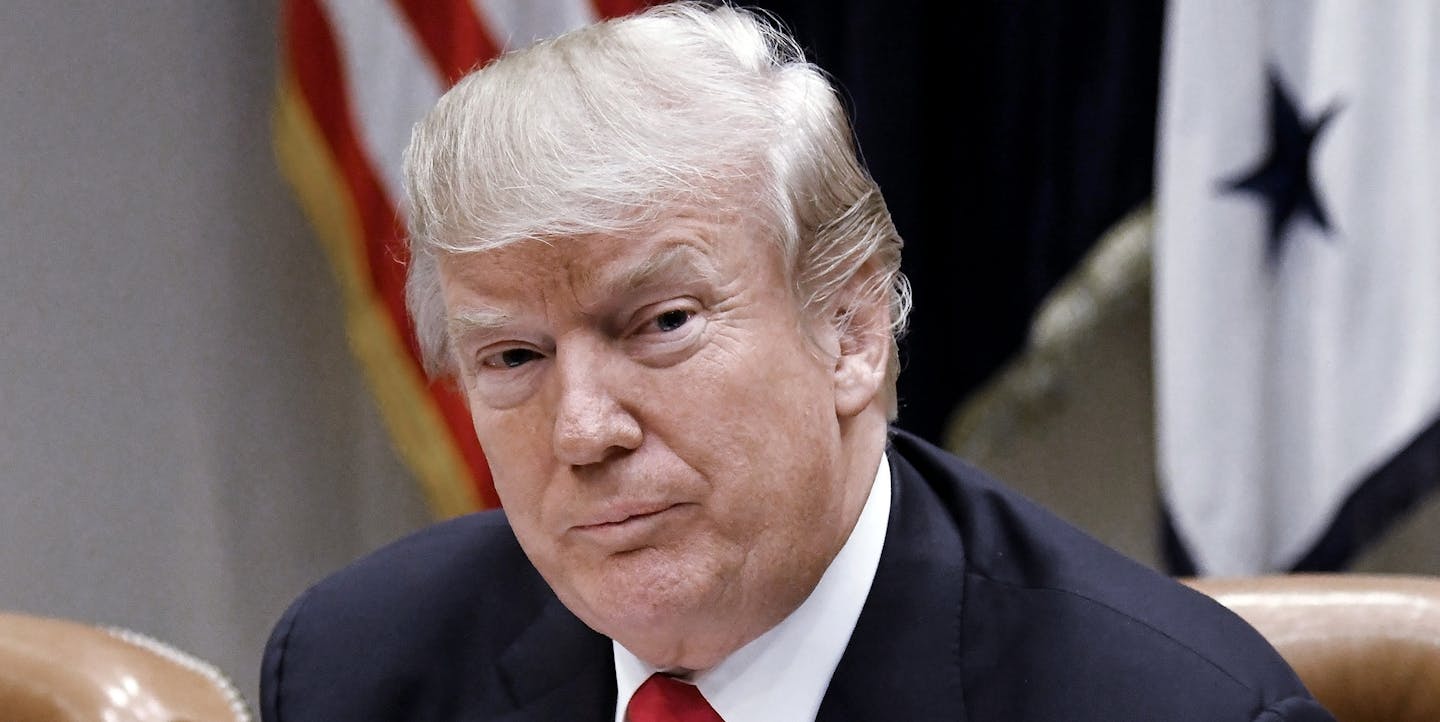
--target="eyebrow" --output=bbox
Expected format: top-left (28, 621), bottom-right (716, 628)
top-left (605, 243), bottom-right (720, 297)
top-left (445, 244), bottom-right (722, 343)
top-left (447, 306), bottom-right (516, 344)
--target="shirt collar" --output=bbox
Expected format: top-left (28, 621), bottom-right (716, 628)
top-left (613, 453), bottom-right (892, 722)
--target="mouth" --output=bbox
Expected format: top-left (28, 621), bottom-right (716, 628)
top-left (576, 502), bottom-right (680, 530)
top-left (570, 502), bottom-right (692, 548)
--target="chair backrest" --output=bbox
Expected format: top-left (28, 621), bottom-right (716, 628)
top-left (0, 611), bottom-right (251, 722)
top-left (1185, 574), bottom-right (1440, 722)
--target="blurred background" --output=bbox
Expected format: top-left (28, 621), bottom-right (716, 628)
top-left (1, 0), bottom-right (1435, 712)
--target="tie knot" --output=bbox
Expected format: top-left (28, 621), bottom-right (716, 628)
top-left (626, 673), bottom-right (725, 722)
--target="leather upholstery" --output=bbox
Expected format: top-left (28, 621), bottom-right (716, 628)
top-left (0, 611), bottom-right (250, 722)
top-left (1186, 574), bottom-right (1440, 722)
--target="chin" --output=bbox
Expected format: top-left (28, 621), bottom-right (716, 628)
top-left (561, 549), bottom-right (736, 658)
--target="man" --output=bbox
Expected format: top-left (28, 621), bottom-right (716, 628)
top-left (261, 4), bottom-right (1334, 721)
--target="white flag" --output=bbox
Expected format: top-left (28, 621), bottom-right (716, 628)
top-left (1155, 0), bottom-right (1440, 574)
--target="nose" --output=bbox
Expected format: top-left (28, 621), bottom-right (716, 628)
top-left (551, 343), bottom-right (643, 466)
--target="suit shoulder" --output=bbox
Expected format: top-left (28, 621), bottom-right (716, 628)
top-left (300, 510), bottom-right (529, 603)
top-left (888, 430), bottom-right (1330, 721)
top-left (261, 511), bottom-right (551, 721)
top-left (269, 509), bottom-right (544, 642)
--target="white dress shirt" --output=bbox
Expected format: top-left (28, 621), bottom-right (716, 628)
top-left (613, 454), bottom-right (892, 722)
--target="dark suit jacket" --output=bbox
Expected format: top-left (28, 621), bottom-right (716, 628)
top-left (260, 430), bottom-right (1335, 721)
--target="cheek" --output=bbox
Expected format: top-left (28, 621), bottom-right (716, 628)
top-left (470, 410), bottom-right (555, 516)
top-left (670, 349), bottom-right (840, 510)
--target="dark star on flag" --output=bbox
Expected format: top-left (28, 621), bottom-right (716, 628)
top-left (1223, 67), bottom-right (1341, 264)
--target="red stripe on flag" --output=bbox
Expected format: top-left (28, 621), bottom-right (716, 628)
top-left (429, 377), bottom-right (498, 506)
top-left (592, 0), bottom-right (653, 20)
top-left (283, 0), bottom-right (497, 509)
top-left (391, 0), bottom-right (500, 86)
top-left (284, 0), bottom-right (411, 356)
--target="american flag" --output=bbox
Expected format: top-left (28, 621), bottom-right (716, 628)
top-left (275, 0), bottom-right (649, 517)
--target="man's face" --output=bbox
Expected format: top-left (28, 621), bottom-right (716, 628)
top-left (439, 211), bottom-right (870, 669)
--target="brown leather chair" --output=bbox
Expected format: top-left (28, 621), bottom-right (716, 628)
top-left (1185, 574), bottom-right (1440, 722)
top-left (0, 611), bottom-right (251, 722)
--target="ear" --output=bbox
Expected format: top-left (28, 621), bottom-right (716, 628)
top-left (831, 290), bottom-right (889, 419)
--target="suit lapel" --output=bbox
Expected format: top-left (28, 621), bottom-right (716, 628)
top-left (491, 593), bottom-right (617, 722)
top-left (816, 448), bottom-right (970, 721)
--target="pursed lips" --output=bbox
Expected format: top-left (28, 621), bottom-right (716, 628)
top-left (568, 501), bottom-right (694, 549)
top-left (574, 501), bottom-right (682, 529)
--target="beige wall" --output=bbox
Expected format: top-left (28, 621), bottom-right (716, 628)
top-left (0, 1), bottom-right (431, 708)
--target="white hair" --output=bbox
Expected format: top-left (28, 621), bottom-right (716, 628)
top-left (403, 1), bottom-right (911, 416)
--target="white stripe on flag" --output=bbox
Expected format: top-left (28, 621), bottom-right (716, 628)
top-left (316, 0), bottom-right (445, 206)
top-left (1156, 0), bottom-right (1440, 574)
top-left (471, 0), bottom-right (597, 52)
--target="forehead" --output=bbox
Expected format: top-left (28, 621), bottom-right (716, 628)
top-left (436, 212), bottom-right (780, 311)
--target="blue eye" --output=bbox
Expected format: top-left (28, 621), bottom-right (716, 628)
top-left (655, 309), bottom-right (693, 332)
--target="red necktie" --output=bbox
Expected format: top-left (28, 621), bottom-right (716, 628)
top-left (626, 673), bottom-right (725, 722)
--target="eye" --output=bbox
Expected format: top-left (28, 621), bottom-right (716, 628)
top-left (480, 347), bottom-right (544, 369)
top-left (621, 302), bottom-right (705, 367)
top-left (652, 309), bottom-right (694, 333)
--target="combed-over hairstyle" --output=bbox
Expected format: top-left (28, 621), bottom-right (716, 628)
top-left (403, 1), bottom-right (911, 416)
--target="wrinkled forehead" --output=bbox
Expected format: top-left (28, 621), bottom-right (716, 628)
top-left (435, 208), bottom-right (785, 306)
